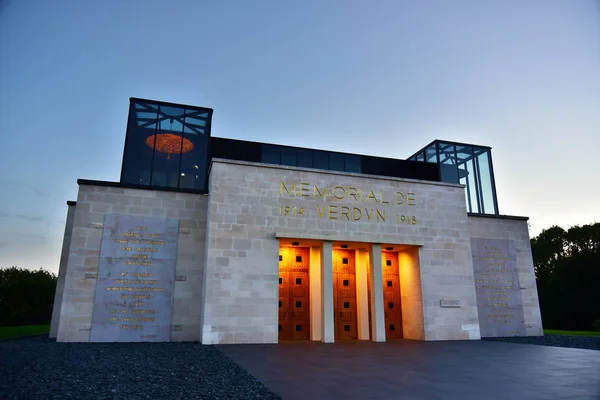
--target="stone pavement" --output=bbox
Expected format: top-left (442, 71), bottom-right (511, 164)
top-left (218, 340), bottom-right (600, 400)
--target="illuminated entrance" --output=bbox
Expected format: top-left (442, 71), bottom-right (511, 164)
top-left (278, 247), bottom-right (310, 340)
top-left (333, 249), bottom-right (358, 340)
top-left (276, 238), bottom-right (423, 343)
top-left (382, 250), bottom-right (403, 339)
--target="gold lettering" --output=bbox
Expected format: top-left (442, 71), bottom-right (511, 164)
top-left (396, 192), bottom-right (405, 204)
top-left (300, 182), bottom-right (310, 197)
top-left (347, 187), bottom-right (358, 201)
top-left (367, 190), bottom-right (378, 202)
top-left (280, 181), bottom-right (296, 196)
top-left (340, 206), bottom-right (350, 220)
top-left (316, 204), bottom-right (326, 218)
top-left (328, 205), bottom-right (338, 219)
top-left (333, 186), bottom-right (345, 200)
top-left (352, 207), bottom-right (362, 221)
top-left (380, 191), bottom-right (390, 204)
top-left (365, 209), bottom-right (373, 220)
top-left (376, 209), bottom-right (386, 222)
top-left (314, 185), bottom-right (329, 198)
top-left (407, 191), bottom-right (416, 206)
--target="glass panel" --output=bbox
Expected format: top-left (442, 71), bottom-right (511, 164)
top-left (438, 143), bottom-right (459, 184)
top-left (329, 153), bottom-right (344, 171)
top-left (121, 99), bottom-right (213, 191)
top-left (297, 149), bottom-right (312, 168)
top-left (459, 161), bottom-right (470, 212)
top-left (465, 158), bottom-right (480, 213)
top-left (345, 154), bottom-right (361, 173)
top-left (121, 100), bottom-right (156, 186)
top-left (281, 147), bottom-right (297, 166)
top-left (179, 109), bottom-right (209, 190)
top-left (416, 151), bottom-right (425, 162)
top-left (150, 105), bottom-right (185, 188)
top-left (261, 144), bottom-right (280, 164)
top-left (313, 150), bottom-right (329, 169)
top-left (455, 145), bottom-right (472, 161)
top-left (425, 145), bottom-right (437, 163)
top-left (476, 151), bottom-right (496, 214)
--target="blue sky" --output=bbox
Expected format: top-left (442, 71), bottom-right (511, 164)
top-left (1, 0), bottom-right (599, 274)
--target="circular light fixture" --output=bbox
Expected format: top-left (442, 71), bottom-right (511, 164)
top-left (145, 133), bottom-right (193, 159)
top-left (291, 242), bottom-right (299, 246)
top-left (340, 244), bottom-right (348, 249)
top-left (385, 247), bottom-right (393, 251)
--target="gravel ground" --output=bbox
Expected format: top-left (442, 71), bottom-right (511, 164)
top-left (483, 334), bottom-right (600, 351)
top-left (0, 336), bottom-right (280, 400)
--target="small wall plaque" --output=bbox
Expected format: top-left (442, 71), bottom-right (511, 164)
top-left (440, 299), bottom-right (461, 308)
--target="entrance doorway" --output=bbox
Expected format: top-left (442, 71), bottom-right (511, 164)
top-left (333, 249), bottom-right (358, 340)
top-left (278, 247), bottom-right (310, 340)
top-left (382, 251), bottom-right (403, 339)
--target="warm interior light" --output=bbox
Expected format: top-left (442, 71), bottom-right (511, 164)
top-left (145, 133), bottom-right (193, 159)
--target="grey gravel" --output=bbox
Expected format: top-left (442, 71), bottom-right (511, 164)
top-left (0, 336), bottom-right (280, 400)
top-left (483, 334), bottom-right (600, 351)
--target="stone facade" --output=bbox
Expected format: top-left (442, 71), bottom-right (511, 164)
top-left (53, 159), bottom-right (543, 344)
top-left (202, 159), bottom-right (481, 344)
top-left (49, 202), bottom-right (76, 338)
top-left (468, 216), bottom-right (543, 336)
top-left (55, 183), bottom-right (207, 342)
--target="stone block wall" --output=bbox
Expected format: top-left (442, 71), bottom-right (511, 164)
top-left (56, 183), bottom-right (207, 342)
top-left (202, 159), bottom-right (481, 344)
top-left (398, 247), bottom-right (425, 340)
top-left (468, 216), bottom-right (543, 336)
top-left (49, 202), bottom-right (76, 338)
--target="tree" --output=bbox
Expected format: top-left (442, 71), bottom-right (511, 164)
top-left (0, 266), bottom-right (57, 326)
top-left (532, 223), bottom-right (600, 331)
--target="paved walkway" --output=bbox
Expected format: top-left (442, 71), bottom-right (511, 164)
top-left (218, 340), bottom-right (600, 400)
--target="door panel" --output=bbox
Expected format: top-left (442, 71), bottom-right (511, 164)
top-left (278, 247), bottom-right (310, 340)
top-left (382, 251), bottom-right (403, 339)
top-left (333, 250), bottom-right (357, 340)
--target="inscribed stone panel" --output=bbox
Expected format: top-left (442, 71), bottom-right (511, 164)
top-left (90, 214), bottom-right (178, 342)
top-left (471, 238), bottom-right (526, 337)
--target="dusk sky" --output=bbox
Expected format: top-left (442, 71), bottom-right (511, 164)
top-left (1, 0), bottom-right (599, 274)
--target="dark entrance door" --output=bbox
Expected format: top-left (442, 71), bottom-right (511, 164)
top-left (278, 247), bottom-right (310, 340)
top-left (333, 249), bottom-right (358, 340)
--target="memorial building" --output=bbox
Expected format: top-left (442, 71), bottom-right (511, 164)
top-left (50, 98), bottom-right (543, 344)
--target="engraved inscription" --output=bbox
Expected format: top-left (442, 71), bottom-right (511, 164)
top-left (471, 238), bottom-right (526, 337)
top-left (279, 181), bottom-right (418, 225)
top-left (90, 214), bottom-right (178, 342)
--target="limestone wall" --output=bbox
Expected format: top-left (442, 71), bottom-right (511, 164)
top-left (202, 159), bottom-right (481, 344)
top-left (56, 183), bottom-right (207, 342)
top-left (467, 216), bottom-right (543, 336)
top-left (49, 202), bottom-right (76, 338)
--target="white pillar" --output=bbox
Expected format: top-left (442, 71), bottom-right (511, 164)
top-left (356, 249), bottom-right (370, 340)
top-left (369, 243), bottom-right (386, 342)
top-left (310, 246), bottom-right (322, 341)
top-left (321, 241), bottom-right (335, 343)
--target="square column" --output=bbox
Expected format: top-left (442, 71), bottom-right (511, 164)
top-left (369, 243), bottom-right (386, 342)
top-left (355, 249), bottom-right (370, 340)
top-left (320, 241), bottom-right (335, 343)
top-left (309, 246), bottom-right (322, 341)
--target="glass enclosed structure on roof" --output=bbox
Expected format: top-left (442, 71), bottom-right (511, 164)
top-left (119, 99), bottom-right (498, 215)
top-left (120, 98), bottom-right (213, 191)
top-left (408, 140), bottom-right (499, 215)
